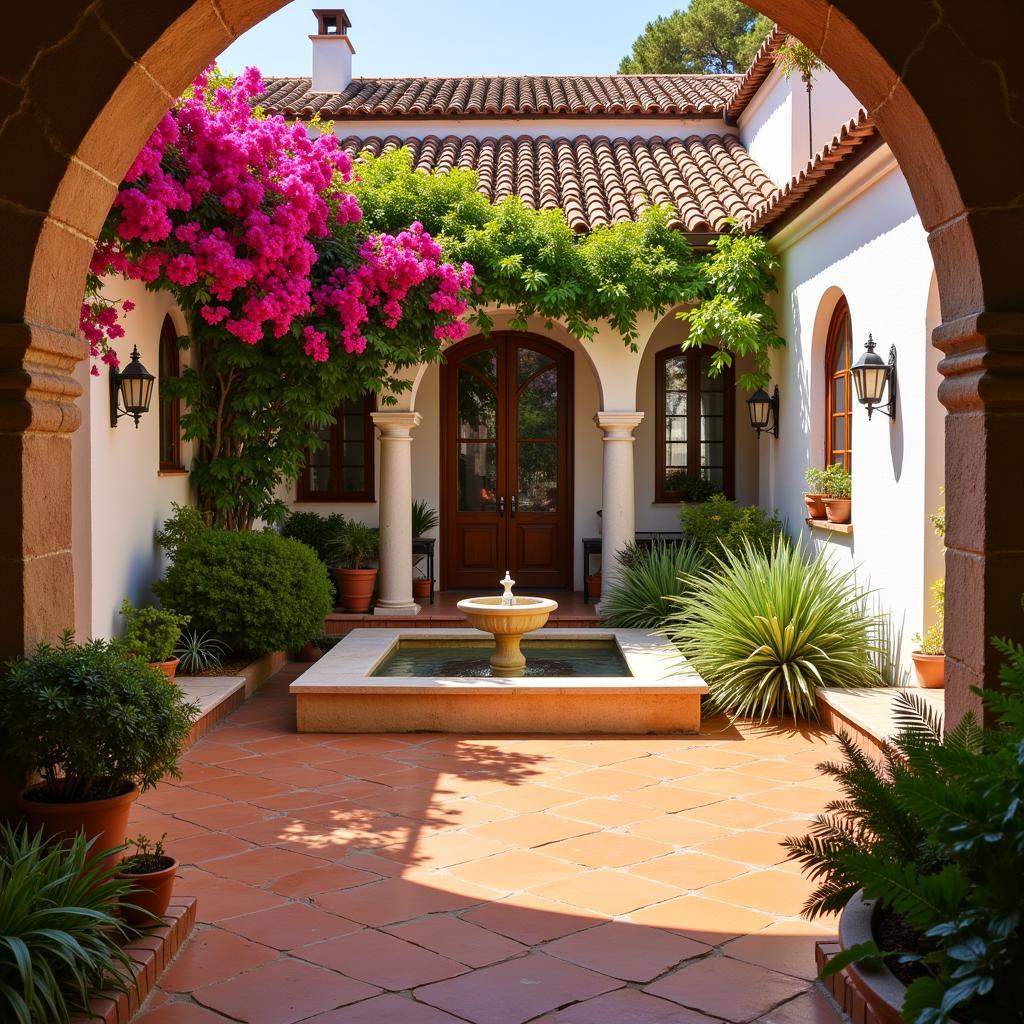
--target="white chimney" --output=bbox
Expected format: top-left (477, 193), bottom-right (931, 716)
top-left (310, 9), bottom-right (354, 93)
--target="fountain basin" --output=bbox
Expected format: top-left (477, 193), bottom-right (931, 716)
top-left (456, 595), bottom-right (558, 673)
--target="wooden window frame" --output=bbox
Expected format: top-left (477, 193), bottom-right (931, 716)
top-left (158, 316), bottom-right (183, 472)
top-left (655, 346), bottom-right (735, 502)
top-left (297, 393), bottom-right (376, 503)
top-left (825, 298), bottom-right (853, 472)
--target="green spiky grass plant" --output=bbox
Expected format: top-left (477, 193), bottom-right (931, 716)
top-left (0, 826), bottom-right (136, 1024)
top-left (664, 537), bottom-right (884, 720)
top-left (600, 541), bottom-right (706, 630)
top-left (172, 630), bottom-right (228, 675)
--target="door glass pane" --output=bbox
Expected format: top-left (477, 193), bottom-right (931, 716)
top-left (458, 442), bottom-right (497, 511)
top-left (517, 348), bottom-right (554, 386)
top-left (518, 366), bottom-right (558, 439)
top-left (833, 375), bottom-right (846, 412)
top-left (458, 366), bottom-right (497, 438)
top-left (663, 353), bottom-right (687, 480)
top-left (465, 348), bottom-right (497, 385)
top-left (517, 442), bottom-right (557, 512)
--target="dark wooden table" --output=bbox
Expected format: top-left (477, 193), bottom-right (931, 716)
top-left (412, 537), bottom-right (435, 604)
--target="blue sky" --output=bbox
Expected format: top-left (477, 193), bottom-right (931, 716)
top-left (217, 0), bottom-right (684, 78)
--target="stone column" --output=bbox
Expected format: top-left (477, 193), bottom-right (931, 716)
top-left (371, 410), bottom-right (422, 616)
top-left (594, 412), bottom-right (644, 604)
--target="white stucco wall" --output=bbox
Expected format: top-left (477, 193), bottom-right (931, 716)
top-left (72, 281), bottom-right (194, 641)
top-left (761, 144), bottom-right (941, 674)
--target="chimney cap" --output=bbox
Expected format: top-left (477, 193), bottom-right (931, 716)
top-left (312, 8), bottom-right (351, 36)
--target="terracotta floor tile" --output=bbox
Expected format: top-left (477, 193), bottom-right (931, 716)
top-left (246, 790), bottom-right (345, 813)
top-left (645, 956), bottom-right (808, 1022)
top-left (269, 862), bottom-right (379, 898)
top-left (220, 902), bottom-right (361, 949)
top-left (631, 852), bottom-right (749, 890)
top-left (173, 867), bottom-right (288, 923)
top-left (724, 920), bottom-right (836, 981)
top-left (627, 815), bottom-right (733, 847)
top-left (531, 868), bottom-right (678, 916)
top-left (474, 784), bottom-right (578, 813)
top-left (190, 774), bottom-right (295, 801)
top-left (324, 734), bottom-right (419, 754)
top-left (694, 829), bottom-right (791, 866)
top-left (450, 850), bottom-right (582, 891)
top-left (630, 895), bottom-right (775, 943)
top-left (136, 787), bottom-right (231, 815)
top-left (754, 988), bottom-right (843, 1023)
top-left (167, 833), bottom-right (255, 866)
top-left (546, 743), bottom-right (650, 766)
top-left (544, 832), bottom-right (671, 868)
top-left (301, 993), bottom-right (468, 1023)
top-left (621, 786), bottom-right (724, 814)
top-left (688, 800), bottom-right (792, 830)
top-left (535, 987), bottom-right (722, 1023)
top-left (747, 786), bottom-right (834, 814)
top-left (553, 768), bottom-right (655, 796)
top-left (385, 915), bottom-right (528, 968)
top-left (613, 756), bottom-right (705, 781)
top-left (702, 870), bottom-right (817, 917)
top-left (559, 798), bottom-right (656, 827)
top-left (733, 760), bottom-right (822, 784)
top-left (665, 748), bottom-right (760, 769)
top-left (414, 952), bottom-right (622, 1024)
top-left (296, 928), bottom-right (468, 989)
top-left (375, 831), bottom-right (508, 870)
top-left (544, 920), bottom-right (709, 982)
top-left (460, 893), bottom-right (608, 945)
top-left (680, 771), bottom-right (783, 798)
top-left (171, 802), bottom-right (270, 830)
top-left (135, 1005), bottom-right (232, 1023)
top-left (314, 877), bottom-right (493, 926)
top-left (200, 845), bottom-right (329, 884)
top-left (160, 928), bottom-right (278, 992)
top-left (468, 812), bottom-right (596, 848)
top-left (193, 957), bottom-right (379, 1024)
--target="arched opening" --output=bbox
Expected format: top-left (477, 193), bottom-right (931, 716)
top-left (823, 297), bottom-right (853, 473)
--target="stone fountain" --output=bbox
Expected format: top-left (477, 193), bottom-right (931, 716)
top-left (457, 573), bottom-right (558, 675)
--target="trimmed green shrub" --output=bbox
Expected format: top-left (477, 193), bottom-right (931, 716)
top-left (117, 598), bottom-right (188, 663)
top-left (0, 825), bottom-right (137, 1024)
top-left (679, 493), bottom-right (783, 556)
top-left (785, 635), bottom-right (1024, 1024)
top-left (155, 502), bottom-right (211, 560)
top-left (280, 510), bottom-right (346, 563)
top-left (601, 541), bottom-right (706, 629)
top-left (664, 472), bottom-right (722, 503)
top-left (155, 529), bottom-right (333, 656)
top-left (664, 539), bottom-right (883, 720)
top-left (0, 633), bottom-right (198, 802)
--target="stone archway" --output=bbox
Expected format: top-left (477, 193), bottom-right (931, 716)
top-left (2, 2), bottom-right (1021, 722)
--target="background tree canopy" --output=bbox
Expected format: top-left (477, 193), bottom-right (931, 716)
top-left (618, 0), bottom-right (773, 74)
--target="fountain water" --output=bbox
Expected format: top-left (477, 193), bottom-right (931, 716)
top-left (457, 574), bottom-right (558, 674)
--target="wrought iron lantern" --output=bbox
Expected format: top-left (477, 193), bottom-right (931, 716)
top-left (746, 385), bottom-right (779, 438)
top-left (851, 335), bottom-right (897, 420)
top-left (109, 346), bottom-right (155, 428)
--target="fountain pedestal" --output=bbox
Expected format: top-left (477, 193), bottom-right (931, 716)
top-left (456, 596), bottom-right (558, 674)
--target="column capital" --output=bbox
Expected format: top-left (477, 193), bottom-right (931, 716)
top-left (371, 410), bottom-right (422, 438)
top-left (594, 411), bottom-right (644, 439)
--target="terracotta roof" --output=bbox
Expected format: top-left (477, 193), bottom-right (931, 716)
top-left (744, 109), bottom-right (881, 232)
top-left (724, 26), bottom-right (788, 123)
top-left (260, 74), bottom-right (743, 119)
top-left (342, 132), bottom-right (777, 233)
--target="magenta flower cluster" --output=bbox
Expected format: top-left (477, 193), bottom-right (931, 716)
top-left (83, 67), bottom-right (472, 371)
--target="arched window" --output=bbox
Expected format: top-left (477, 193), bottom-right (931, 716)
top-left (825, 298), bottom-right (853, 471)
top-left (158, 316), bottom-right (182, 471)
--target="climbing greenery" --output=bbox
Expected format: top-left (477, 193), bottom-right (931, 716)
top-left (352, 148), bottom-right (783, 379)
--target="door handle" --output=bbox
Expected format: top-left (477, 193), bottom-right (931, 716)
top-left (510, 495), bottom-right (517, 517)
top-left (498, 496), bottom-right (505, 518)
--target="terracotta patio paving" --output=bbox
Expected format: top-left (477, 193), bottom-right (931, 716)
top-left (132, 665), bottom-right (847, 1024)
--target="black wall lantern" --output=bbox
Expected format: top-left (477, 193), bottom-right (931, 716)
top-left (851, 335), bottom-right (897, 420)
top-left (109, 346), bottom-right (155, 428)
top-left (746, 385), bottom-right (779, 438)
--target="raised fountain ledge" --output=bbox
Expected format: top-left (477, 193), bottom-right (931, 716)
top-left (290, 628), bottom-right (708, 734)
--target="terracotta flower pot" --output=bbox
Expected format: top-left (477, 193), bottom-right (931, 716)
top-left (297, 642), bottom-right (322, 663)
top-left (334, 567), bottom-right (378, 613)
top-left (412, 577), bottom-right (432, 601)
top-left (586, 573), bottom-right (601, 601)
top-left (147, 657), bottom-right (179, 682)
top-left (803, 493), bottom-right (827, 520)
top-left (117, 856), bottom-right (178, 925)
top-left (823, 497), bottom-right (852, 524)
top-left (911, 651), bottom-right (944, 688)
top-left (16, 784), bottom-right (139, 871)
top-left (838, 890), bottom-right (905, 1024)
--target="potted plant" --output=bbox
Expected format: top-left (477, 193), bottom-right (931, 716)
top-left (820, 463), bottom-right (852, 524)
top-left (118, 598), bottom-right (189, 681)
top-left (911, 500), bottom-right (945, 687)
top-left (803, 467), bottom-right (827, 520)
top-left (585, 573), bottom-right (602, 602)
top-left (116, 832), bottom-right (178, 925)
top-left (327, 521), bottom-right (380, 613)
top-left (0, 633), bottom-right (198, 868)
top-left (412, 499), bottom-right (438, 602)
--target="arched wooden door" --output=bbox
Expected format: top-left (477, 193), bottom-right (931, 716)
top-left (442, 333), bottom-right (573, 589)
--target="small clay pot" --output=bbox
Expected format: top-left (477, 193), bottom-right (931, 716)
top-left (297, 642), bottom-right (322, 663)
top-left (147, 657), bottom-right (179, 682)
top-left (334, 567), bottom-right (378, 613)
top-left (412, 577), bottom-right (432, 601)
top-left (911, 652), bottom-right (944, 688)
top-left (803, 493), bottom-right (827, 520)
top-left (823, 497), bottom-right (852, 524)
top-left (117, 856), bottom-right (178, 926)
top-left (585, 574), bottom-right (601, 601)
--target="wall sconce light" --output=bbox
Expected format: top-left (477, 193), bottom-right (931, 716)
top-left (851, 335), bottom-right (897, 420)
top-left (109, 346), bottom-right (155, 428)
top-left (746, 385), bottom-right (779, 438)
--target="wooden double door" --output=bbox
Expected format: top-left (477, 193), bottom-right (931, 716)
top-left (442, 333), bottom-right (572, 590)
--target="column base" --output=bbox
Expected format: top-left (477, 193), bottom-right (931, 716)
top-left (373, 602), bottom-right (421, 617)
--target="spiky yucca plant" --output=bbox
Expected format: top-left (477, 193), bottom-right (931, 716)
top-left (0, 826), bottom-right (136, 1024)
top-left (664, 538), bottom-right (884, 720)
top-left (600, 541), bottom-right (706, 630)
